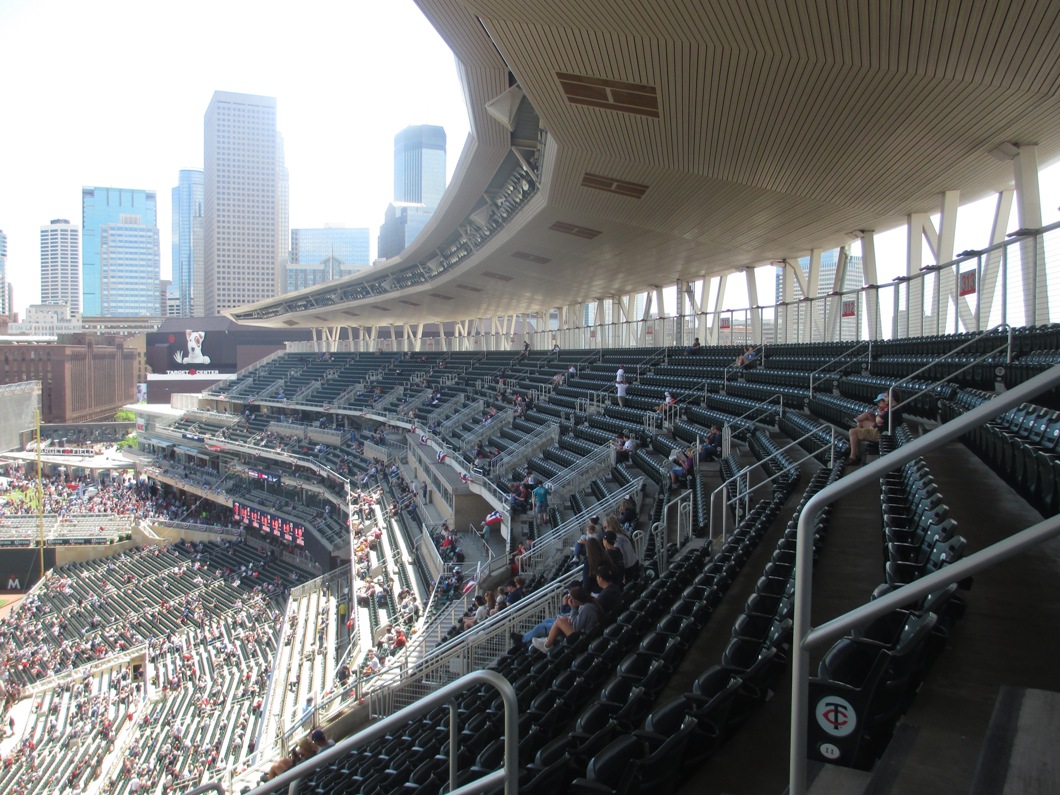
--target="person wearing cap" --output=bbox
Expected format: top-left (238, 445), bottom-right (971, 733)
top-left (654, 390), bottom-right (677, 417)
top-left (848, 392), bottom-right (890, 465)
top-left (530, 586), bottom-right (603, 652)
top-left (615, 366), bottom-right (628, 406)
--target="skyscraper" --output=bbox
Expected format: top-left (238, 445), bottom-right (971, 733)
top-left (378, 125), bottom-right (447, 260)
top-left (0, 229), bottom-right (9, 316)
top-left (393, 125), bottom-right (447, 207)
top-left (40, 219), bottom-right (80, 313)
top-left (82, 187), bottom-right (160, 316)
top-left (288, 226), bottom-right (371, 292)
top-left (172, 169), bottom-right (205, 317)
top-left (204, 91), bottom-right (287, 315)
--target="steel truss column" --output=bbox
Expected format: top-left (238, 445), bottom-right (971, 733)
top-left (744, 268), bottom-right (761, 343)
top-left (824, 246), bottom-right (848, 341)
top-left (707, 274), bottom-right (728, 345)
top-left (906, 213), bottom-right (933, 337)
top-left (804, 250), bottom-right (822, 342)
top-left (1014, 144), bottom-right (1048, 325)
top-left (860, 232), bottom-right (880, 340)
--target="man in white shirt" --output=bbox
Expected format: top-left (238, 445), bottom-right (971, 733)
top-left (615, 366), bottom-right (627, 407)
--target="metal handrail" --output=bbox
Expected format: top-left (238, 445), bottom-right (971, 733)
top-left (490, 421), bottom-right (558, 474)
top-left (710, 424), bottom-right (828, 539)
top-left (885, 324), bottom-right (1012, 433)
top-left (809, 339), bottom-right (871, 397)
top-left (788, 363), bottom-right (1060, 795)
top-left (545, 442), bottom-right (613, 494)
top-left (728, 392), bottom-right (785, 425)
top-left (712, 427), bottom-right (834, 540)
top-left (439, 399), bottom-right (483, 434)
top-left (231, 669), bottom-right (519, 795)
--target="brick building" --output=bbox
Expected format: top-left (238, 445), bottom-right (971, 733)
top-left (0, 337), bottom-right (140, 423)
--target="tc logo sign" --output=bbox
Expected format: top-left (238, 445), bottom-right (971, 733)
top-left (815, 695), bottom-right (856, 737)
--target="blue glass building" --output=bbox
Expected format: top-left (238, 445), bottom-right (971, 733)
top-left (172, 170), bottom-right (204, 317)
top-left (82, 187), bottom-right (159, 316)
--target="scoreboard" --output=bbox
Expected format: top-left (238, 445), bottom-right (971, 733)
top-left (232, 502), bottom-right (306, 546)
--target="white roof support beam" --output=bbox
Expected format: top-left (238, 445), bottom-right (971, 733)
top-left (803, 249), bottom-right (823, 341)
top-left (707, 273), bottom-right (728, 346)
top-left (977, 189), bottom-right (1015, 329)
top-left (861, 231), bottom-right (882, 340)
top-left (906, 212), bottom-right (933, 337)
top-left (824, 247), bottom-right (849, 342)
top-left (1014, 144), bottom-right (1049, 325)
top-left (744, 269), bottom-right (761, 342)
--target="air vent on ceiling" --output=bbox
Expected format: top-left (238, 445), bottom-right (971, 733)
top-left (342, 310), bottom-right (360, 318)
top-left (314, 316), bottom-right (331, 323)
top-left (375, 306), bottom-right (391, 312)
top-left (456, 284), bottom-right (483, 292)
top-left (283, 320), bottom-right (299, 327)
top-left (557, 72), bottom-right (659, 118)
top-left (430, 293), bottom-right (454, 301)
top-left (512, 251), bottom-right (552, 265)
top-left (399, 300), bottom-right (421, 307)
top-left (549, 221), bottom-right (602, 240)
top-left (482, 272), bottom-right (513, 282)
top-left (581, 172), bottom-right (649, 199)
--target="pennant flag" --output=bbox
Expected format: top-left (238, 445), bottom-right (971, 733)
top-left (459, 473), bottom-right (472, 483)
top-left (436, 450), bottom-right (447, 463)
top-left (419, 434), bottom-right (429, 445)
top-left (484, 510), bottom-right (503, 526)
top-left (206, 445), bottom-right (224, 452)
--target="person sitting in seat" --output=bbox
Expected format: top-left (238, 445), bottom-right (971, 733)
top-left (594, 566), bottom-right (623, 618)
top-left (669, 447), bottom-right (696, 488)
top-left (685, 337), bottom-right (702, 355)
top-left (847, 393), bottom-right (890, 465)
top-left (530, 587), bottom-right (602, 653)
top-left (734, 346), bottom-right (757, 367)
top-left (699, 425), bottom-right (722, 462)
top-left (655, 391), bottom-right (678, 416)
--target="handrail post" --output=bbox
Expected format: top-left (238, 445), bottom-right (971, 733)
top-left (789, 364), bottom-right (1060, 795)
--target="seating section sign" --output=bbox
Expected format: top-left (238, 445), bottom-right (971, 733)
top-left (959, 270), bottom-right (976, 296)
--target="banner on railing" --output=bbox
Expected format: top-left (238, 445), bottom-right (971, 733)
top-left (959, 270), bottom-right (977, 297)
top-left (841, 300), bottom-right (856, 318)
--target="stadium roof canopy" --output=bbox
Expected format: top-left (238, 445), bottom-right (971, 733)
top-left (230, 0), bottom-right (1060, 330)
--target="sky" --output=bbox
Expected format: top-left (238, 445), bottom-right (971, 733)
top-left (0, 0), bottom-right (471, 317)
top-left (1, 0), bottom-right (1057, 326)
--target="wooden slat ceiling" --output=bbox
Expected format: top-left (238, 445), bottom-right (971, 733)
top-left (234, 0), bottom-right (1060, 329)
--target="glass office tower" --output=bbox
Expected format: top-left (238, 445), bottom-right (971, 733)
top-left (82, 187), bottom-right (159, 316)
top-left (172, 169), bottom-right (205, 317)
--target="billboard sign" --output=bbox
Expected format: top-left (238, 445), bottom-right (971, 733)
top-left (146, 329), bottom-right (238, 374)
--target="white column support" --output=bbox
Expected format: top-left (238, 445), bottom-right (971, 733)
top-left (825, 247), bottom-right (849, 341)
top-left (976, 189), bottom-right (1014, 329)
top-left (1014, 143), bottom-right (1048, 325)
top-left (804, 250), bottom-right (822, 341)
top-left (906, 213), bottom-right (932, 337)
top-left (744, 268), bottom-right (761, 342)
top-left (861, 232), bottom-right (880, 340)
top-left (707, 273), bottom-right (728, 345)
top-left (933, 190), bottom-right (961, 333)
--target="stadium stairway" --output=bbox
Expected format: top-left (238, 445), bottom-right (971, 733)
top-left (659, 439), bottom-right (1058, 795)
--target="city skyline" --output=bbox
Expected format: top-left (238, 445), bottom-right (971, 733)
top-left (0, 0), bottom-right (470, 319)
